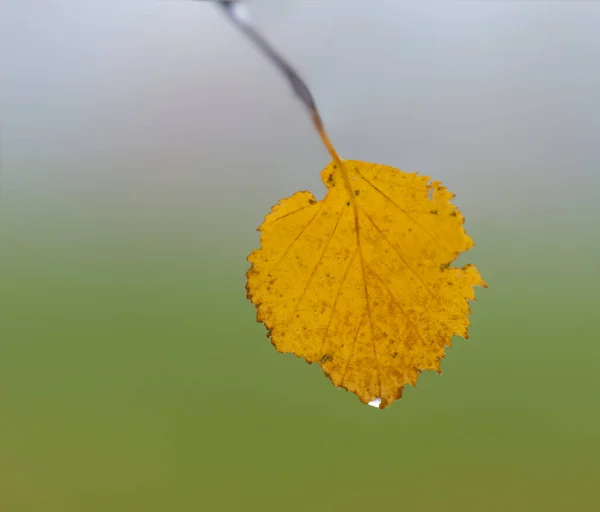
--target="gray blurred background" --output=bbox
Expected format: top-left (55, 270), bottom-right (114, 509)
top-left (3, 0), bottom-right (599, 220)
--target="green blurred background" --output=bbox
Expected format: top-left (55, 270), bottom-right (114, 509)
top-left (1, 1), bottom-right (599, 511)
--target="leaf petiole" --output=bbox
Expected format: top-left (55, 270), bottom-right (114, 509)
top-left (211, 0), bottom-right (344, 167)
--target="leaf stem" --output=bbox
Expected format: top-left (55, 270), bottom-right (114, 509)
top-left (213, 0), bottom-right (344, 166)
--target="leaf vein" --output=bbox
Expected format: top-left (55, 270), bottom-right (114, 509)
top-left (365, 263), bottom-right (430, 347)
top-left (357, 204), bottom-right (436, 298)
top-left (319, 247), bottom-right (358, 359)
top-left (357, 171), bottom-right (447, 252)
top-left (341, 312), bottom-right (366, 387)
top-left (273, 203), bottom-right (323, 270)
top-left (282, 206), bottom-right (345, 338)
top-left (355, 207), bottom-right (382, 399)
top-left (272, 203), bottom-right (316, 223)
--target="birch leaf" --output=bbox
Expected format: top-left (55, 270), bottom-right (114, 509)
top-left (246, 160), bottom-right (486, 409)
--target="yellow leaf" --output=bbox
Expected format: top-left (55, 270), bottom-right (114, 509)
top-left (246, 159), bottom-right (486, 409)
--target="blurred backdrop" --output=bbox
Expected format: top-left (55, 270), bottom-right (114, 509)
top-left (1, 1), bottom-right (599, 510)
